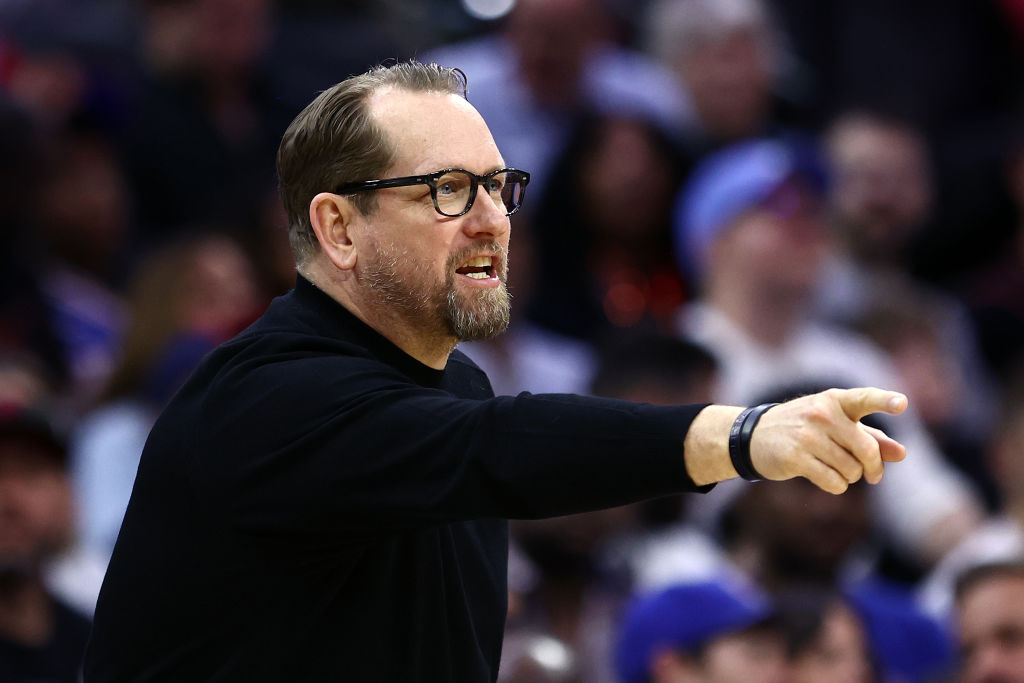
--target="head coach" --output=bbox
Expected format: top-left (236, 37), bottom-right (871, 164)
top-left (83, 61), bottom-right (909, 682)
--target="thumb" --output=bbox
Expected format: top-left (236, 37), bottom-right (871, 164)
top-left (836, 387), bottom-right (908, 422)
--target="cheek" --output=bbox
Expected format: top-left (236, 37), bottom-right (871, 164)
top-left (727, 222), bottom-right (779, 267)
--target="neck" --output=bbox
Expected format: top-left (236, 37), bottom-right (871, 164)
top-left (303, 266), bottom-right (455, 370)
top-left (706, 276), bottom-right (804, 347)
top-left (0, 572), bottom-right (53, 646)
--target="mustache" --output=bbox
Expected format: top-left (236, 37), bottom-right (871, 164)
top-left (447, 240), bottom-right (509, 280)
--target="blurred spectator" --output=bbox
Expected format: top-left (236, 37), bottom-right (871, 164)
top-left (586, 333), bottom-right (730, 591)
top-left (769, 0), bottom-right (1022, 282)
top-left (0, 42), bottom-right (87, 132)
top-left (821, 111), bottom-right (932, 276)
top-left (123, 0), bottom-right (290, 242)
top-left (508, 505), bottom-right (637, 683)
top-left (72, 234), bottom-right (263, 558)
top-left (725, 477), bottom-right (873, 594)
top-left (614, 578), bottom-right (788, 683)
top-left (0, 354), bottom-right (54, 408)
top-left (643, 0), bottom-right (814, 159)
top-left (35, 116), bottom-right (131, 410)
top-left (723, 470), bottom-right (954, 680)
top-left (425, 0), bottom-right (694, 198)
top-left (779, 590), bottom-right (878, 683)
top-left (0, 0), bottom-right (134, 130)
top-left (954, 561), bottom-right (1024, 683)
top-left (526, 113), bottom-right (689, 340)
top-left (817, 110), bottom-right (996, 439)
top-left (916, 367), bottom-right (1024, 620)
top-left (0, 402), bottom-right (91, 683)
top-left (672, 138), bottom-right (984, 568)
top-left (855, 295), bottom-right (1002, 511)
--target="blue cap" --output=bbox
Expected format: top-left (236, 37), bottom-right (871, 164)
top-left (615, 579), bottom-right (774, 683)
top-left (673, 138), bottom-right (827, 277)
top-left (843, 579), bottom-right (954, 680)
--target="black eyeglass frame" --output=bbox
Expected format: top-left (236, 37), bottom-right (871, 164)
top-left (334, 167), bottom-right (531, 217)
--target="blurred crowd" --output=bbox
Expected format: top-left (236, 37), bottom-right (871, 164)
top-left (2, 0), bottom-right (1024, 680)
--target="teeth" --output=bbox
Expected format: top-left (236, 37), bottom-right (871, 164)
top-left (464, 256), bottom-right (491, 268)
top-left (466, 271), bottom-right (490, 279)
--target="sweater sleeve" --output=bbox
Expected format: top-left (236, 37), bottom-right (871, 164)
top-left (191, 345), bottom-right (710, 538)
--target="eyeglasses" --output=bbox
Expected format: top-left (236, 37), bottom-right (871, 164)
top-left (335, 168), bottom-right (530, 217)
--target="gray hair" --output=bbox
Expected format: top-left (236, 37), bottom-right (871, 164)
top-left (276, 61), bottom-right (467, 268)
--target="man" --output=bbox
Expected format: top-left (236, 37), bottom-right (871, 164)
top-left (615, 579), bottom-right (789, 683)
top-left (955, 561), bottom-right (1024, 683)
top-left (85, 62), bottom-right (908, 681)
top-left (0, 402), bottom-right (92, 683)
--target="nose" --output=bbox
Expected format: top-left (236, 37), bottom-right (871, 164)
top-left (461, 185), bottom-right (510, 240)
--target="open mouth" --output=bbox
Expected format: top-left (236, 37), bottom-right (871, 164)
top-left (455, 255), bottom-right (497, 280)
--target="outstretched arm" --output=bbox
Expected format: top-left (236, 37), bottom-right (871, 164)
top-left (684, 387), bottom-right (909, 493)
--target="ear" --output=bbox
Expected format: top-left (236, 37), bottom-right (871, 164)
top-left (309, 192), bottom-right (360, 272)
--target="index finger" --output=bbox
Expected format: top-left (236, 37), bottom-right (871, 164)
top-left (835, 387), bottom-right (908, 422)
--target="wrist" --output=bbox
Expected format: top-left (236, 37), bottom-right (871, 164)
top-left (683, 404), bottom-right (746, 486)
top-left (728, 403), bottom-right (780, 481)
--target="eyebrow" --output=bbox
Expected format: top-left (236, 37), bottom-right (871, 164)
top-left (414, 163), bottom-right (508, 176)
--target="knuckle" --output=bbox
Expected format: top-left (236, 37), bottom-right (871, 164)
top-left (855, 433), bottom-right (881, 462)
top-left (803, 402), bottom-right (831, 425)
top-left (794, 425), bottom-right (817, 450)
top-left (842, 463), bottom-right (864, 483)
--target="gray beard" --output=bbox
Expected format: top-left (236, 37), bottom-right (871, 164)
top-left (363, 240), bottom-right (511, 342)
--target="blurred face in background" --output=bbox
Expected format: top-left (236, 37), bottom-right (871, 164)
top-left (957, 573), bottom-right (1024, 683)
top-left (738, 477), bottom-right (870, 585)
top-left (790, 602), bottom-right (875, 683)
top-left (826, 116), bottom-right (932, 261)
top-left (507, 0), bottom-right (612, 107)
top-left (651, 624), bottom-right (789, 683)
top-left (193, 0), bottom-right (270, 79)
top-left (696, 626), bottom-right (789, 683)
top-left (680, 28), bottom-right (773, 142)
top-left (710, 181), bottom-right (828, 302)
top-left (39, 134), bottom-right (128, 278)
top-left (180, 236), bottom-right (263, 342)
top-left (0, 435), bottom-right (71, 576)
top-left (143, 0), bottom-right (269, 79)
top-left (579, 118), bottom-right (678, 243)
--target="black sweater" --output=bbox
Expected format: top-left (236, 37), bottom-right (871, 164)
top-left (84, 276), bottom-right (709, 682)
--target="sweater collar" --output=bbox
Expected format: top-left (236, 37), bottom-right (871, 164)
top-left (291, 274), bottom-right (446, 387)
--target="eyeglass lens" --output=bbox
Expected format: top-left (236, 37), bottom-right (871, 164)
top-left (435, 171), bottom-right (525, 216)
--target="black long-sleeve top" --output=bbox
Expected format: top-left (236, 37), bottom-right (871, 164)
top-left (84, 276), bottom-right (710, 682)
